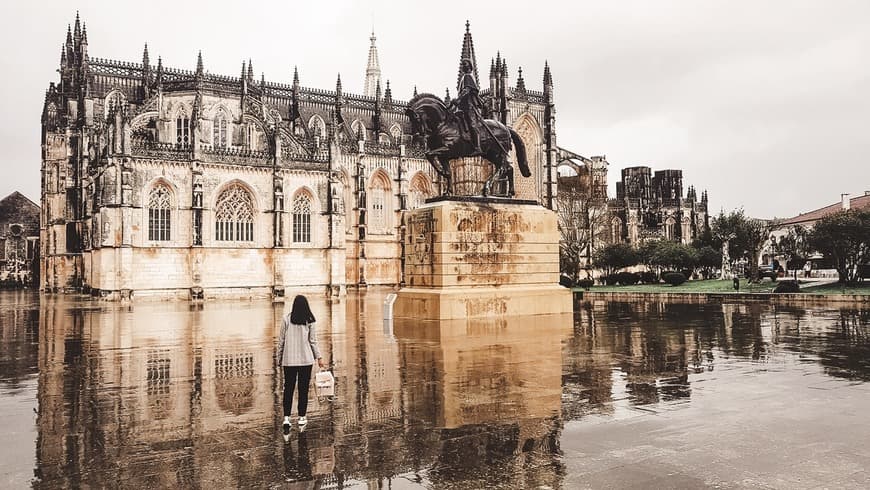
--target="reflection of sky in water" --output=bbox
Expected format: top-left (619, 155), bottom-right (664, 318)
top-left (0, 291), bottom-right (868, 488)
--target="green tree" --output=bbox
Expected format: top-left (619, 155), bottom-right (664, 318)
top-left (773, 225), bottom-right (810, 280)
top-left (637, 240), bottom-right (660, 269)
top-left (648, 240), bottom-right (699, 273)
top-left (592, 243), bottom-right (639, 276)
top-left (807, 209), bottom-right (870, 284)
top-left (696, 246), bottom-right (722, 278)
top-left (712, 209), bottom-right (771, 282)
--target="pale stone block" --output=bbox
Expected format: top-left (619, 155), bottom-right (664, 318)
top-left (396, 199), bottom-right (572, 319)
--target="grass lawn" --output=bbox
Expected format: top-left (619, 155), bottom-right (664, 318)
top-left (576, 279), bottom-right (870, 295)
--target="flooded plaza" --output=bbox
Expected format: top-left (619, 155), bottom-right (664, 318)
top-left (1, 290), bottom-right (869, 489)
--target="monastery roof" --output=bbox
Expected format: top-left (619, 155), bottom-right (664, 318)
top-left (0, 191), bottom-right (40, 210)
top-left (778, 193), bottom-right (870, 226)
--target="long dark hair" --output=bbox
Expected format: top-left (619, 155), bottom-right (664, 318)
top-left (289, 295), bottom-right (315, 325)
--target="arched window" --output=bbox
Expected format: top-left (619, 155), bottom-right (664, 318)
top-left (409, 173), bottom-right (433, 209)
top-left (215, 184), bottom-right (254, 242)
top-left (245, 124), bottom-right (256, 149)
top-left (664, 216), bottom-right (676, 241)
top-left (148, 183), bottom-right (172, 241)
top-left (176, 108), bottom-right (190, 147)
top-left (308, 115), bottom-right (326, 138)
top-left (351, 120), bottom-right (366, 141)
top-left (292, 192), bottom-right (312, 243)
top-left (611, 218), bottom-right (622, 244)
top-left (369, 173), bottom-right (391, 233)
top-left (513, 114), bottom-right (542, 201)
top-left (389, 124), bottom-right (402, 143)
top-left (213, 113), bottom-right (228, 148)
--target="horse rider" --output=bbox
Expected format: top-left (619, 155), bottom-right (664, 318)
top-left (454, 58), bottom-right (484, 155)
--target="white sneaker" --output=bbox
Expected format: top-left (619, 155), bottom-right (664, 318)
top-left (298, 416), bottom-right (308, 426)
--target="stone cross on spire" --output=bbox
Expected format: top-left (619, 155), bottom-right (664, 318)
top-left (363, 30), bottom-right (381, 98)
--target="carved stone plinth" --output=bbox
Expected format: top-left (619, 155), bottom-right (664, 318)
top-left (394, 198), bottom-right (572, 320)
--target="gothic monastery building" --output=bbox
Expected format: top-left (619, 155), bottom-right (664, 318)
top-left (40, 15), bottom-right (562, 299)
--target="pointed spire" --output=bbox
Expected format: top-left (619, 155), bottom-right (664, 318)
top-left (543, 60), bottom-right (552, 87)
top-left (66, 24), bottom-right (73, 46)
top-left (247, 59), bottom-right (254, 82)
top-left (60, 44), bottom-right (67, 66)
top-left (334, 74), bottom-right (345, 124)
top-left (501, 58), bottom-right (508, 79)
top-left (495, 52), bottom-right (502, 76)
top-left (195, 51), bottom-right (204, 76)
top-left (156, 56), bottom-right (164, 83)
top-left (81, 23), bottom-right (88, 44)
top-left (364, 29), bottom-right (382, 98)
top-left (290, 67), bottom-right (300, 121)
top-left (142, 44), bottom-right (150, 69)
top-left (74, 12), bottom-right (81, 41)
top-left (489, 58), bottom-right (496, 79)
top-left (445, 87), bottom-right (451, 103)
top-left (413, 85), bottom-right (418, 97)
top-left (384, 80), bottom-right (392, 104)
top-left (457, 20), bottom-right (479, 90)
top-left (240, 60), bottom-right (246, 81)
top-left (373, 80), bottom-right (382, 132)
top-left (516, 66), bottom-right (526, 92)
top-left (260, 72), bottom-right (265, 90)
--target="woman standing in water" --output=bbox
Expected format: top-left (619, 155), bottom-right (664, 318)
top-left (277, 295), bottom-right (325, 432)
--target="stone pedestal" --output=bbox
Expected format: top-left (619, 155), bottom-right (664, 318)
top-left (394, 197), bottom-right (572, 320)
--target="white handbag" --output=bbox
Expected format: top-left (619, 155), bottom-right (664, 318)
top-left (315, 369), bottom-right (335, 399)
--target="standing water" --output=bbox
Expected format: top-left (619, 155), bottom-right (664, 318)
top-left (1, 291), bottom-right (868, 488)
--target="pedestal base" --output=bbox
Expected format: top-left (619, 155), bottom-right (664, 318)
top-left (394, 284), bottom-right (571, 320)
top-left (394, 198), bottom-right (572, 320)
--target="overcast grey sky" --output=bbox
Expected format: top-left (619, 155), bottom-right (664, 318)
top-left (2, 0), bottom-right (868, 218)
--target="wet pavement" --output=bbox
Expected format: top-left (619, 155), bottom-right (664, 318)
top-left (1, 290), bottom-right (868, 489)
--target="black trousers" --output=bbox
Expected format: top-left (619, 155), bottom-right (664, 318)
top-left (282, 365), bottom-right (313, 417)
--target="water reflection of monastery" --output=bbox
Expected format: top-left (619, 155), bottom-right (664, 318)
top-left (35, 295), bottom-right (568, 488)
top-left (32, 292), bottom-right (869, 487)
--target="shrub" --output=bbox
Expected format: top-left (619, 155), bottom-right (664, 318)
top-left (600, 274), bottom-right (619, 286)
top-left (615, 271), bottom-right (640, 285)
top-left (681, 269), bottom-right (694, 280)
top-left (576, 278), bottom-right (594, 290)
top-left (639, 271), bottom-right (659, 284)
top-left (773, 280), bottom-right (800, 293)
top-left (662, 272), bottom-right (687, 286)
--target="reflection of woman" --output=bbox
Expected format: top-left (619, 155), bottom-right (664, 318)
top-left (277, 295), bottom-right (325, 432)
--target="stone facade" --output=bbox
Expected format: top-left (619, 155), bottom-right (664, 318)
top-left (0, 192), bottom-right (40, 285)
top-left (395, 198), bottom-right (571, 320)
top-left (608, 166), bottom-right (709, 246)
top-left (40, 15), bottom-right (558, 299)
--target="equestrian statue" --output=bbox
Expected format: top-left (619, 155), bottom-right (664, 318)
top-left (406, 59), bottom-right (531, 197)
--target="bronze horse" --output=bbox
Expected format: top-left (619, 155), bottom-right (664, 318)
top-left (406, 93), bottom-right (530, 197)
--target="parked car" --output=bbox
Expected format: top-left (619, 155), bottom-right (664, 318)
top-left (758, 266), bottom-right (778, 281)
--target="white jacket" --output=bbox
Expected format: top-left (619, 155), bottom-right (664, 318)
top-left (276, 316), bottom-right (321, 366)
